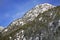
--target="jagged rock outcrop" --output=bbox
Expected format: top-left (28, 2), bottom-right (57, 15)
top-left (0, 3), bottom-right (60, 40)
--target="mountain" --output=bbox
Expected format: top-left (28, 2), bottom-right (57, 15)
top-left (0, 3), bottom-right (60, 40)
top-left (1, 3), bottom-right (55, 37)
top-left (0, 26), bottom-right (4, 32)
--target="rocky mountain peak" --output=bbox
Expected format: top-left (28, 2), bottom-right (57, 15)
top-left (2, 3), bottom-right (55, 34)
top-left (1, 3), bottom-right (60, 40)
top-left (23, 3), bottom-right (55, 21)
top-left (35, 3), bottom-right (55, 8)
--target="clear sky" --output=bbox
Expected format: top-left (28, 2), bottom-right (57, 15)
top-left (0, 0), bottom-right (60, 27)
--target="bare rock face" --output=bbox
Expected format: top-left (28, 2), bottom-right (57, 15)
top-left (0, 3), bottom-right (60, 40)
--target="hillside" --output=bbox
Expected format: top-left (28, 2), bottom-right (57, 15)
top-left (0, 3), bottom-right (60, 40)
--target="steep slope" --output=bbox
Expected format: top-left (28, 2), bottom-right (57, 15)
top-left (0, 4), bottom-right (60, 40)
top-left (1, 3), bottom-right (55, 36)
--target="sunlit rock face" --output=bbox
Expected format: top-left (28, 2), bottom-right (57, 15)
top-left (0, 3), bottom-right (60, 40)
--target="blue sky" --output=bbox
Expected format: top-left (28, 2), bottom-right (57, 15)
top-left (0, 0), bottom-right (60, 27)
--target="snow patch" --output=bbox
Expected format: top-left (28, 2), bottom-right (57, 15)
top-left (50, 13), bottom-right (53, 16)
top-left (39, 17), bottom-right (42, 21)
top-left (12, 21), bottom-right (16, 24)
top-left (42, 8), bottom-right (47, 12)
top-left (35, 37), bottom-right (39, 40)
top-left (34, 13), bottom-right (39, 17)
top-left (23, 37), bottom-right (26, 40)
top-left (19, 21), bottom-right (25, 25)
top-left (4, 29), bottom-right (8, 32)
top-left (35, 5), bottom-right (39, 8)
top-left (21, 30), bottom-right (24, 34)
top-left (59, 20), bottom-right (60, 23)
top-left (9, 36), bottom-right (12, 39)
